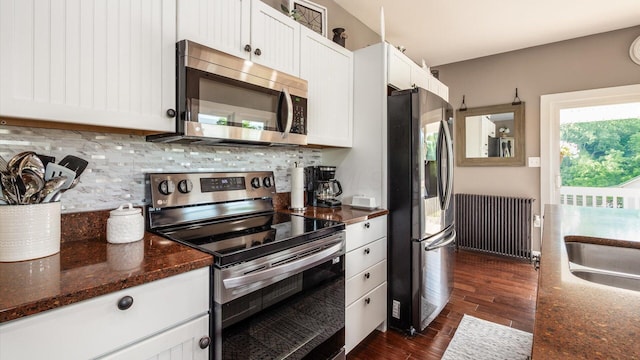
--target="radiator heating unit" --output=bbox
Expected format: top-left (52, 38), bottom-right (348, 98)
top-left (455, 194), bottom-right (534, 260)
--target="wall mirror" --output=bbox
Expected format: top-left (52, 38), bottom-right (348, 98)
top-left (455, 102), bottom-right (525, 166)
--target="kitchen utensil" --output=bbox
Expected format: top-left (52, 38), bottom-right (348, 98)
top-left (49, 175), bottom-right (81, 203)
top-left (0, 180), bottom-right (6, 205)
top-left (0, 155), bottom-right (7, 172)
top-left (35, 154), bottom-right (56, 169)
top-left (106, 203), bottom-right (144, 244)
top-left (19, 153), bottom-right (45, 180)
top-left (0, 171), bottom-right (18, 205)
top-left (7, 151), bottom-right (34, 176)
top-left (40, 176), bottom-right (69, 203)
top-left (58, 155), bottom-right (88, 178)
top-left (45, 163), bottom-right (76, 189)
top-left (20, 172), bottom-right (45, 204)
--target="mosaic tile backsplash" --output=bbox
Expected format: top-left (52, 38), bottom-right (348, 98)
top-left (0, 126), bottom-right (322, 213)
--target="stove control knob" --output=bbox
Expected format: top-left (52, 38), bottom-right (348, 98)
top-left (178, 179), bottom-right (193, 193)
top-left (158, 180), bottom-right (175, 195)
top-left (263, 177), bottom-right (272, 188)
top-left (251, 177), bottom-right (261, 189)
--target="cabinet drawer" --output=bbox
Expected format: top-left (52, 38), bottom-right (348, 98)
top-left (345, 282), bottom-right (387, 354)
top-left (346, 237), bottom-right (387, 278)
top-left (0, 267), bottom-right (209, 360)
top-left (346, 215), bottom-right (387, 252)
top-left (346, 260), bottom-right (386, 305)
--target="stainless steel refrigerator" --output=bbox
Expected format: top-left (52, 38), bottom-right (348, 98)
top-left (387, 87), bottom-right (455, 334)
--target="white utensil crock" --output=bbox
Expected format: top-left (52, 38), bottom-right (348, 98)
top-left (0, 202), bottom-right (61, 262)
top-left (107, 203), bottom-right (144, 244)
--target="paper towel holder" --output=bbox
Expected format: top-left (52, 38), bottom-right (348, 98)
top-left (289, 163), bottom-right (307, 212)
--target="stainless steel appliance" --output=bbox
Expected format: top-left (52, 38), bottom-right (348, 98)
top-left (387, 87), bottom-right (456, 334)
top-left (147, 40), bottom-right (309, 146)
top-left (146, 171), bottom-right (346, 360)
top-left (305, 166), bottom-right (343, 208)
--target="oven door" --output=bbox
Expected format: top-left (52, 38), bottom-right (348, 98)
top-left (213, 233), bottom-right (345, 360)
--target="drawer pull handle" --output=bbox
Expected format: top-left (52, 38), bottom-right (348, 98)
top-left (365, 297), bottom-right (371, 305)
top-left (364, 248), bottom-right (370, 255)
top-left (244, 44), bottom-right (251, 52)
top-left (199, 336), bottom-right (211, 349)
top-left (117, 295), bottom-right (134, 311)
top-left (364, 222), bottom-right (370, 229)
top-left (254, 48), bottom-right (262, 56)
top-left (364, 272), bottom-right (370, 279)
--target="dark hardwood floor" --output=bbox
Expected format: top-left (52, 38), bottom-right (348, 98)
top-left (347, 249), bottom-right (538, 360)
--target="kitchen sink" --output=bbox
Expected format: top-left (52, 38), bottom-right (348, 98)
top-left (565, 241), bottom-right (640, 291)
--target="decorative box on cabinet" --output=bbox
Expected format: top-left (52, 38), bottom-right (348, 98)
top-left (345, 215), bottom-right (387, 354)
top-left (177, 0), bottom-right (300, 76)
top-left (300, 27), bottom-right (353, 147)
top-left (0, 0), bottom-right (177, 132)
top-left (0, 268), bottom-right (210, 360)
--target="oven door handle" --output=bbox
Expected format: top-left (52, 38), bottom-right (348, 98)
top-left (222, 241), bottom-right (343, 289)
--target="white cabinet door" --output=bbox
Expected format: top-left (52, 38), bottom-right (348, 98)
top-left (0, 0), bottom-right (176, 132)
top-left (410, 63), bottom-right (431, 90)
top-left (99, 315), bottom-right (210, 360)
top-left (0, 268), bottom-right (209, 360)
top-left (300, 27), bottom-right (353, 147)
top-left (177, 0), bottom-right (251, 60)
top-left (345, 282), bottom-right (387, 354)
top-left (250, 0), bottom-right (300, 76)
top-left (387, 46), bottom-right (412, 90)
top-left (176, 0), bottom-right (299, 76)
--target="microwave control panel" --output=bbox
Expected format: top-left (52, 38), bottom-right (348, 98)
top-left (291, 96), bottom-right (308, 135)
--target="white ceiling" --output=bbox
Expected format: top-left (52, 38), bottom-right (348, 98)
top-left (333, 0), bottom-right (640, 66)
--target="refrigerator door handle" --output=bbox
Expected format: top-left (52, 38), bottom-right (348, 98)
top-left (441, 120), bottom-right (454, 211)
top-left (425, 230), bottom-right (456, 251)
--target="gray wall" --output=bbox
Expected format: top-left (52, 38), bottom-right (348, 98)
top-left (435, 25), bottom-right (640, 250)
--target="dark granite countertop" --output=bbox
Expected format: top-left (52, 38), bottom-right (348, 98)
top-left (0, 210), bottom-right (212, 324)
top-left (278, 205), bottom-right (389, 225)
top-left (533, 205), bottom-right (640, 359)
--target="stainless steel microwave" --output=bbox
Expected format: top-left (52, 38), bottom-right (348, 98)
top-left (148, 40), bottom-right (308, 146)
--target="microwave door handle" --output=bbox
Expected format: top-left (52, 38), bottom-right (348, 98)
top-left (281, 88), bottom-right (293, 137)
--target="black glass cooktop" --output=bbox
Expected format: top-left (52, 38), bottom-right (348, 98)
top-left (155, 212), bottom-right (345, 267)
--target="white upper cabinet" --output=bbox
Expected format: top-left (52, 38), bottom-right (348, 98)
top-left (177, 0), bottom-right (300, 76)
top-left (387, 48), bottom-right (412, 90)
top-left (386, 45), bottom-right (449, 101)
top-left (0, 0), bottom-right (177, 132)
top-left (300, 27), bottom-right (353, 147)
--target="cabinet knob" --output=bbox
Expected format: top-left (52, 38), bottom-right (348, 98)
top-left (364, 272), bottom-right (370, 279)
top-left (117, 295), bottom-right (134, 311)
top-left (364, 248), bottom-right (370, 255)
top-left (199, 336), bottom-right (211, 349)
top-left (364, 222), bottom-right (370, 229)
top-left (364, 297), bottom-right (371, 305)
top-left (166, 109), bottom-right (176, 118)
top-left (244, 44), bottom-right (252, 52)
top-left (254, 48), bottom-right (262, 56)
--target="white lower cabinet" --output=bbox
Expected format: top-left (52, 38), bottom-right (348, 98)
top-left (345, 215), bottom-right (387, 354)
top-left (100, 315), bottom-right (210, 360)
top-left (0, 267), bottom-right (210, 360)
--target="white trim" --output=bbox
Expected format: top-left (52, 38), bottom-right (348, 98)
top-left (540, 84), bottom-right (640, 211)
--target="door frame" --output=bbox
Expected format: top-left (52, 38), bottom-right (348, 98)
top-left (540, 84), bottom-right (640, 210)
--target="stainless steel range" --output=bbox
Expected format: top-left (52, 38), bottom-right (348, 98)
top-left (146, 171), bottom-right (346, 360)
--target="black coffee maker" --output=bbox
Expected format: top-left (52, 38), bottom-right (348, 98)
top-left (305, 166), bottom-right (343, 208)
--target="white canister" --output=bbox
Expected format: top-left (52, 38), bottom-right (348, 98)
top-left (106, 203), bottom-right (144, 244)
